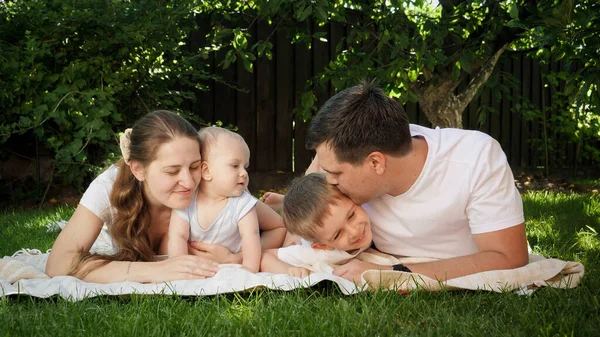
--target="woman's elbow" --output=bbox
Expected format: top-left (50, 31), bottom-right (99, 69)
top-left (45, 253), bottom-right (71, 277)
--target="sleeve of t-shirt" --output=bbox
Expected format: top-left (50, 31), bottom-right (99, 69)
top-left (466, 139), bottom-right (525, 234)
top-left (235, 190), bottom-right (259, 222)
top-left (79, 166), bottom-right (117, 223)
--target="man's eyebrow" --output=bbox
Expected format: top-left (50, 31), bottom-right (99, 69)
top-left (322, 167), bottom-right (340, 175)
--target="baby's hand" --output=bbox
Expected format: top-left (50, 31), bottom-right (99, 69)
top-left (288, 266), bottom-right (311, 278)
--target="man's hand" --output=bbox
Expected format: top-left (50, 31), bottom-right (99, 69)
top-left (333, 260), bottom-right (389, 284)
top-left (189, 241), bottom-right (242, 264)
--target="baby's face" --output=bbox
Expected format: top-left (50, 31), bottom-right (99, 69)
top-left (311, 195), bottom-right (373, 252)
top-left (207, 135), bottom-right (250, 197)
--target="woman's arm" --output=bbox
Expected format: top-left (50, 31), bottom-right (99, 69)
top-left (46, 204), bottom-right (218, 283)
top-left (256, 201), bottom-right (287, 249)
top-left (46, 204), bottom-right (104, 277)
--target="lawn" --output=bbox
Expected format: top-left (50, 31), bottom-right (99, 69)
top-left (1, 191), bottom-right (599, 337)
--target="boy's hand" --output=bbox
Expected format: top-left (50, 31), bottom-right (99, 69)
top-left (333, 260), bottom-right (388, 284)
top-left (288, 266), bottom-right (311, 278)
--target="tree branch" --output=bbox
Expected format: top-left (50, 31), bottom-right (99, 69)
top-left (455, 43), bottom-right (509, 112)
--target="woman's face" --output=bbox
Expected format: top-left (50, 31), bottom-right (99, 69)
top-left (139, 136), bottom-right (202, 210)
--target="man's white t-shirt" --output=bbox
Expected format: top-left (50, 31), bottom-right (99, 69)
top-left (79, 165), bottom-right (119, 255)
top-left (363, 125), bottom-right (524, 259)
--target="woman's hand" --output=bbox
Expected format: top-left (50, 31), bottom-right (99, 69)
top-left (150, 255), bottom-right (219, 283)
top-left (188, 241), bottom-right (242, 264)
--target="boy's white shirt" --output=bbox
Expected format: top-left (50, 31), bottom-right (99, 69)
top-left (277, 238), bottom-right (369, 273)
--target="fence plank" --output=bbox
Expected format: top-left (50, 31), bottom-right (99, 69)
top-left (193, 16), bottom-right (215, 124)
top-left (313, 20), bottom-right (330, 108)
top-left (329, 21), bottom-right (346, 96)
top-left (236, 21), bottom-right (257, 172)
top-left (521, 55), bottom-right (532, 167)
top-left (293, 21), bottom-right (313, 173)
top-left (531, 59), bottom-right (541, 167)
top-left (214, 51), bottom-right (237, 126)
top-left (479, 80), bottom-right (491, 135)
top-left (255, 20), bottom-right (276, 172)
top-left (510, 53), bottom-right (522, 168)
top-left (275, 29), bottom-right (294, 172)
top-left (467, 73), bottom-right (480, 131)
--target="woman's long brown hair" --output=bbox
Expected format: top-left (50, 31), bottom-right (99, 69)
top-left (70, 110), bottom-right (199, 278)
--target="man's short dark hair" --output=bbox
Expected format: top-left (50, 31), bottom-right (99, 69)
top-left (306, 81), bottom-right (412, 164)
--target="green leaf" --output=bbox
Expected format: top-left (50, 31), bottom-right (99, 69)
top-left (459, 55), bottom-right (471, 74)
top-left (301, 91), bottom-right (315, 109)
top-left (242, 56), bottom-right (253, 73)
top-left (298, 5), bottom-right (312, 21)
top-left (452, 62), bottom-right (461, 81)
top-left (509, 3), bottom-right (519, 20)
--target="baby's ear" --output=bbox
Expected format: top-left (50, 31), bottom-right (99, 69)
top-left (201, 161), bottom-right (212, 181)
top-left (311, 242), bottom-right (334, 251)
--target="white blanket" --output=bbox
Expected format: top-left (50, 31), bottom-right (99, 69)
top-left (0, 247), bottom-right (584, 300)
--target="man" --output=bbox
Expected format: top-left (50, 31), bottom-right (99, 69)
top-left (305, 81), bottom-right (528, 283)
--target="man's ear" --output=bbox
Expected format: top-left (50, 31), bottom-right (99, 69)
top-left (311, 242), bottom-right (334, 251)
top-left (368, 151), bottom-right (386, 175)
top-left (201, 161), bottom-right (212, 181)
top-left (129, 160), bottom-right (145, 182)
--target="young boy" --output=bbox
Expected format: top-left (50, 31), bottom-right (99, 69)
top-left (168, 127), bottom-right (261, 273)
top-left (261, 173), bottom-right (373, 277)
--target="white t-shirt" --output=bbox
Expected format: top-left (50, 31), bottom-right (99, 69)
top-left (174, 190), bottom-right (258, 253)
top-left (363, 125), bottom-right (524, 259)
top-left (79, 165), bottom-right (120, 255)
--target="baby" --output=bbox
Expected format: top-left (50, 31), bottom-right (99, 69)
top-left (168, 126), bottom-right (261, 273)
top-left (261, 173), bottom-right (373, 277)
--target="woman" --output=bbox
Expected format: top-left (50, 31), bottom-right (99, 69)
top-left (46, 110), bottom-right (286, 283)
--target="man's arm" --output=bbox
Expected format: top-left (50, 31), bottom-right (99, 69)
top-left (333, 224), bottom-right (528, 282)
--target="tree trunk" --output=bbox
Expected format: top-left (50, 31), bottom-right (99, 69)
top-left (413, 44), bottom-right (509, 128)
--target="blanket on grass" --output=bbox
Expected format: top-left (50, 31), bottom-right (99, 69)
top-left (0, 247), bottom-right (584, 301)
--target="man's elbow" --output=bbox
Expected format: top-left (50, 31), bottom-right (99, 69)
top-left (506, 246), bottom-right (529, 269)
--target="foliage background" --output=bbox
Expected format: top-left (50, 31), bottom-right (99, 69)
top-left (1, 0), bottom-right (598, 205)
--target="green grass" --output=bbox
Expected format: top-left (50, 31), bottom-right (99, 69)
top-left (1, 191), bottom-right (599, 336)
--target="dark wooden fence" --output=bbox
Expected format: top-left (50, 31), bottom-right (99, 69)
top-left (185, 19), bottom-right (583, 185)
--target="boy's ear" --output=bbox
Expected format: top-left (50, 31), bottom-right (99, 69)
top-left (201, 161), bottom-right (212, 181)
top-left (129, 160), bottom-right (145, 182)
top-left (311, 242), bottom-right (334, 251)
top-left (368, 151), bottom-right (386, 175)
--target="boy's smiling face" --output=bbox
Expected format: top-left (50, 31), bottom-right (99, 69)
top-left (311, 194), bottom-right (373, 252)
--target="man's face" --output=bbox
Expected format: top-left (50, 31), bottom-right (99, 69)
top-left (315, 142), bottom-right (379, 205)
top-left (311, 194), bottom-right (373, 251)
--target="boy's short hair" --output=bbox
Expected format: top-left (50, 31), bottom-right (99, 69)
top-left (198, 126), bottom-right (246, 158)
top-left (305, 80), bottom-right (412, 165)
top-left (282, 173), bottom-right (346, 242)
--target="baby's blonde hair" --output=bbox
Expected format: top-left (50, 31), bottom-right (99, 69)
top-left (198, 126), bottom-right (247, 159)
top-left (282, 173), bottom-right (346, 242)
